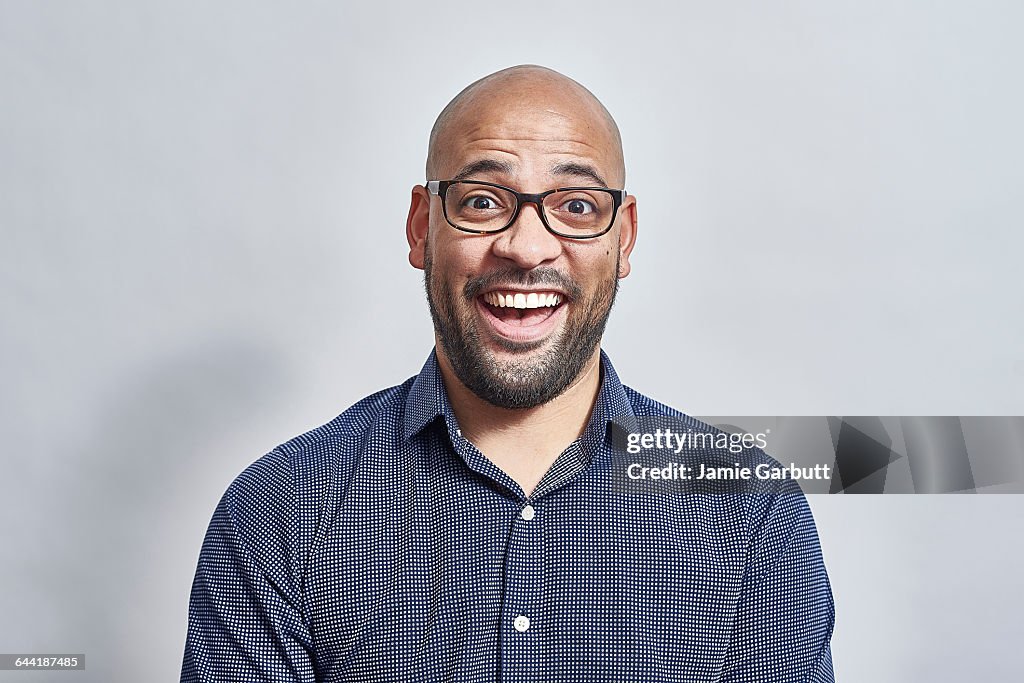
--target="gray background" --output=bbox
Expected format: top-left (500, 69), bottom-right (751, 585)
top-left (2, 1), bottom-right (1022, 681)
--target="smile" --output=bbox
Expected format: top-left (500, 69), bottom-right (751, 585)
top-left (476, 289), bottom-right (568, 343)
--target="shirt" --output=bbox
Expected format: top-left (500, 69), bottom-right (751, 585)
top-left (181, 349), bottom-right (835, 682)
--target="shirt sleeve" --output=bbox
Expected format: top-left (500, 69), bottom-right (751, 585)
top-left (181, 451), bottom-right (316, 682)
top-left (720, 480), bottom-right (836, 682)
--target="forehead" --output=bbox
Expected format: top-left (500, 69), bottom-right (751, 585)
top-left (433, 86), bottom-right (623, 186)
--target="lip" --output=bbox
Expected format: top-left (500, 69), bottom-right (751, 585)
top-left (474, 293), bottom-right (568, 345)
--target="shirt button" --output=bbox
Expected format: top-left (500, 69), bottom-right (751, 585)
top-left (513, 615), bottom-right (531, 632)
top-left (520, 505), bottom-right (536, 521)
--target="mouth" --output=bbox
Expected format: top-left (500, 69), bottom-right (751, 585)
top-left (475, 289), bottom-right (568, 344)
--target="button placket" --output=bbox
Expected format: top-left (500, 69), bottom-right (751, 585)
top-left (500, 500), bottom-right (544, 682)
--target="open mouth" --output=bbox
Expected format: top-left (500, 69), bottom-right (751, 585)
top-left (476, 289), bottom-right (568, 343)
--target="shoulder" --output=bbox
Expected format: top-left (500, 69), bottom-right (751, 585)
top-left (221, 376), bottom-right (417, 527)
top-left (205, 377), bottom-right (418, 581)
top-left (273, 378), bottom-right (416, 463)
top-left (622, 383), bottom-right (786, 471)
top-left (619, 383), bottom-right (810, 533)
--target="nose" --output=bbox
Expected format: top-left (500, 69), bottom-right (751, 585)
top-left (490, 200), bottom-right (563, 269)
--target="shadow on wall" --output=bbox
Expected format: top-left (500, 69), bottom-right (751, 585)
top-left (42, 338), bottom-right (289, 682)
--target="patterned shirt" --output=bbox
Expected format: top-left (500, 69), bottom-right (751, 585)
top-left (181, 350), bottom-right (835, 682)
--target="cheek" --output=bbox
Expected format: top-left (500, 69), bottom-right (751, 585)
top-left (431, 234), bottom-right (493, 281)
top-left (564, 242), bottom-right (618, 274)
top-left (426, 253), bottom-right (485, 301)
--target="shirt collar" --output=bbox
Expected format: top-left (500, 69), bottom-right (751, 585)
top-left (402, 347), bottom-right (638, 443)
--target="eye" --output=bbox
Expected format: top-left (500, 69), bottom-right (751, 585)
top-left (461, 194), bottom-right (502, 211)
top-left (560, 198), bottom-right (596, 215)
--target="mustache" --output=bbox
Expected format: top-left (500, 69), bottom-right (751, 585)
top-left (463, 266), bottom-right (583, 302)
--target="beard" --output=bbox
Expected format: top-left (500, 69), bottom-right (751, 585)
top-left (424, 250), bottom-right (619, 410)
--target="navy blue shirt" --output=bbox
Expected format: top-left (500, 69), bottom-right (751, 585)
top-left (182, 350), bottom-right (835, 682)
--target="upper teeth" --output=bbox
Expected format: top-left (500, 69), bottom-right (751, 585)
top-left (483, 291), bottom-right (563, 309)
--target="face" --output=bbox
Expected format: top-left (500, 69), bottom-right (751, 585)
top-left (407, 80), bottom-right (637, 409)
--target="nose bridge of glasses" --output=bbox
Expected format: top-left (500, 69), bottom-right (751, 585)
top-left (510, 191), bottom-right (552, 232)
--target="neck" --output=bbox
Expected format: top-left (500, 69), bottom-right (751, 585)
top-left (434, 342), bottom-right (604, 496)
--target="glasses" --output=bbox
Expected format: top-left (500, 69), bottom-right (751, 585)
top-left (426, 179), bottom-right (625, 239)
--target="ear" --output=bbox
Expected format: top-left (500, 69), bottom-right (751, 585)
top-left (616, 194), bottom-right (638, 278)
top-left (406, 185), bottom-right (431, 270)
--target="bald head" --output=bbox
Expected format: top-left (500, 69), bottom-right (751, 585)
top-left (426, 65), bottom-right (625, 187)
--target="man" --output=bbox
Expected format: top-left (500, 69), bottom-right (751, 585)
top-left (181, 65), bottom-right (835, 682)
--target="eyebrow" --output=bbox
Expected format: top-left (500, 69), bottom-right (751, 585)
top-left (448, 158), bottom-right (611, 188)
top-left (550, 162), bottom-right (609, 188)
top-left (451, 159), bottom-right (516, 182)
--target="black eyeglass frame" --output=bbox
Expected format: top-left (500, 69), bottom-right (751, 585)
top-left (425, 179), bottom-right (626, 239)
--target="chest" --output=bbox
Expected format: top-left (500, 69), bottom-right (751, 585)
top-left (302, 454), bottom-right (749, 682)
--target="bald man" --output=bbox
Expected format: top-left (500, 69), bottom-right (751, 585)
top-left (182, 66), bottom-right (836, 682)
